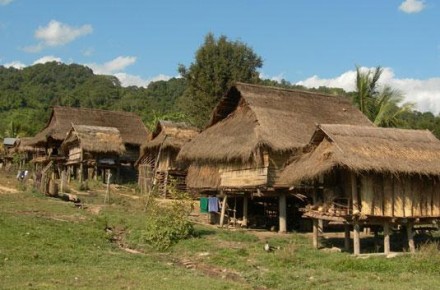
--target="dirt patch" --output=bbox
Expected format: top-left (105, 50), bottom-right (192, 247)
top-left (0, 185), bottom-right (18, 194)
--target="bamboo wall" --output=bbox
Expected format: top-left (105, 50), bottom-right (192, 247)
top-left (359, 174), bottom-right (440, 218)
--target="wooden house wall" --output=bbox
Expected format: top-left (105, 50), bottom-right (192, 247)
top-left (359, 174), bottom-right (440, 218)
top-left (68, 147), bottom-right (82, 162)
top-left (219, 152), bottom-right (269, 188)
top-left (268, 151), bottom-right (294, 186)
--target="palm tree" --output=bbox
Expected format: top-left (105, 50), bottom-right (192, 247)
top-left (353, 66), bottom-right (414, 127)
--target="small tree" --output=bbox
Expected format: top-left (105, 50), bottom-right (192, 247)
top-left (177, 33), bottom-right (263, 128)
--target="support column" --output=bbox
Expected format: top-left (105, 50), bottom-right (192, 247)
top-left (407, 221), bottom-right (415, 253)
top-left (351, 173), bottom-right (359, 214)
top-left (242, 194), bottom-right (248, 227)
top-left (313, 219), bottom-right (319, 249)
top-left (353, 221), bottom-right (360, 255)
top-left (344, 224), bottom-right (351, 252)
top-left (279, 193), bottom-right (287, 233)
top-left (219, 193), bottom-right (228, 227)
top-left (384, 221), bottom-right (391, 255)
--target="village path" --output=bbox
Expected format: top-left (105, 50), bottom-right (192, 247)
top-left (0, 184), bottom-right (18, 194)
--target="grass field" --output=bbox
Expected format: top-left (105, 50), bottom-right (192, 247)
top-left (1, 173), bottom-right (440, 289)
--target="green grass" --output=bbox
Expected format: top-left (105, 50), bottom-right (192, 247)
top-left (2, 179), bottom-right (440, 289)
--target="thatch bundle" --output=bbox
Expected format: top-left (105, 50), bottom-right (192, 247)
top-left (178, 82), bottom-right (372, 163)
top-left (31, 106), bottom-right (148, 146)
top-left (278, 124), bottom-right (440, 185)
top-left (61, 125), bottom-right (125, 154)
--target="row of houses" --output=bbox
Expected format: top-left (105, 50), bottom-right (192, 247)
top-left (4, 82), bottom-right (440, 254)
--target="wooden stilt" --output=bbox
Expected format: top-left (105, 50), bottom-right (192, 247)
top-left (279, 193), bottom-right (287, 233)
top-left (344, 224), bottom-right (350, 252)
top-left (219, 193), bottom-right (227, 227)
top-left (384, 221), bottom-right (391, 255)
top-left (242, 194), bottom-right (248, 227)
top-left (351, 173), bottom-right (359, 213)
top-left (353, 221), bottom-right (360, 255)
top-left (313, 219), bottom-right (319, 249)
top-left (407, 221), bottom-right (416, 253)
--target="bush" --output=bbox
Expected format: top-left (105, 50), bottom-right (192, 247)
top-left (139, 186), bottom-right (195, 251)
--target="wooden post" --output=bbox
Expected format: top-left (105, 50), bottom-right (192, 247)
top-left (407, 221), bottom-right (416, 253)
top-left (351, 173), bottom-right (359, 213)
top-left (104, 172), bottom-right (112, 204)
top-left (219, 193), bottom-right (228, 227)
top-left (313, 219), bottom-right (319, 249)
top-left (279, 193), bottom-right (287, 233)
top-left (344, 224), bottom-right (351, 252)
top-left (242, 194), bottom-right (248, 227)
top-left (384, 221), bottom-right (391, 255)
top-left (353, 221), bottom-right (360, 255)
top-left (60, 170), bottom-right (65, 194)
top-left (79, 148), bottom-right (84, 183)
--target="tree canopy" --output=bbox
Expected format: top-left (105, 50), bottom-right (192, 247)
top-left (177, 33), bottom-right (263, 127)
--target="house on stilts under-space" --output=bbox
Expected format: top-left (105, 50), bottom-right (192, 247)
top-left (178, 82), bottom-right (372, 232)
top-left (28, 106), bottom-right (149, 188)
top-left (278, 124), bottom-right (440, 254)
top-left (136, 120), bottom-right (199, 197)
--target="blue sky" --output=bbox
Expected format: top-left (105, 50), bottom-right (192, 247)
top-left (1, 0), bottom-right (439, 113)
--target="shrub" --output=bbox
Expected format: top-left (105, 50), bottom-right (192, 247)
top-left (139, 185), bottom-right (195, 251)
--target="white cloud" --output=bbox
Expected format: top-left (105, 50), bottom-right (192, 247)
top-left (0, 0), bottom-right (14, 6)
top-left (259, 71), bottom-right (285, 83)
top-left (24, 20), bottom-right (92, 52)
top-left (3, 61), bottom-right (26, 69)
top-left (114, 73), bottom-right (172, 87)
top-left (86, 56), bottom-right (137, 75)
top-left (297, 67), bottom-right (440, 114)
top-left (33, 55), bottom-right (62, 65)
top-left (399, 0), bottom-right (426, 14)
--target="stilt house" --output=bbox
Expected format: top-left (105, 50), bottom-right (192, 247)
top-left (61, 125), bottom-right (126, 183)
top-left (178, 82), bottom-right (372, 231)
top-left (29, 106), bottom-right (148, 183)
top-left (278, 124), bottom-right (440, 254)
top-left (137, 120), bottom-right (199, 197)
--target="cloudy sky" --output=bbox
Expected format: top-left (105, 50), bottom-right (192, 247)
top-left (0, 0), bottom-right (439, 113)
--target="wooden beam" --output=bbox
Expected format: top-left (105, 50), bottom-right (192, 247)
top-left (353, 221), bottom-right (360, 255)
top-left (219, 193), bottom-right (228, 228)
top-left (242, 194), bottom-right (248, 227)
top-left (279, 193), bottom-right (287, 233)
top-left (351, 173), bottom-right (359, 214)
top-left (407, 221), bottom-right (416, 253)
top-left (344, 224), bottom-right (350, 252)
top-left (313, 219), bottom-right (319, 249)
top-left (384, 221), bottom-right (391, 255)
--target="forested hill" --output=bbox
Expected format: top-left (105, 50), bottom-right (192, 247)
top-left (1, 61), bottom-right (440, 139)
top-left (0, 62), bottom-right (186, 136)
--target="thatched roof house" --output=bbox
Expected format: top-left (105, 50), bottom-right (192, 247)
top-left (61, 125), bottom-right (126, 156)
top-left (179, 82), bottom-right (372, 190)
top-left (279, 124), bottom-right (440, 185)
top-left (278, 124), bottom-right (440, 254)
top-left (137, 120), bottom-right (199, 196)
top-left (31, 106), bottom-right (148, 147)
top-left (140, 120), bottom-right (199, 157)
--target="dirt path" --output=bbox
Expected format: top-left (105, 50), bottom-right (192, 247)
top-left (0, 185), bottom-right (18, 194)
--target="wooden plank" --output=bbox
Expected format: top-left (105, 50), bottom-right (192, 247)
top-left (425, 177), bottom-right (433, 217)
top-left (432, 178), bottom-right (440, 216)
top-left (373, 175), bottom-right (384, 216)
top-left (351, 173), bottom-right (360, 214)
top-left (393, 178), bottom-right (405, 217)
top-left (360, 175), bottom-right (374, 215)
top-left (220, 167), bottom-right (268, 187)
top-left (404, 177), bottom-right (413, 217)
top-left (420, 177), bottom-right (427, 217)
top-left (383, 176), bottom-right (394, 217)
top-left (412, 176), bottom-right (422, 217)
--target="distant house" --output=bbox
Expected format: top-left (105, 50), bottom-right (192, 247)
top-left (29, 106), bottom-right (149, 183)
top-left (136, 120), bottom-right (199, 197)
top-left (178, 82), bottom-right (372, 231)
top-left (278, 124), bottom-right (440, 254)
top-left (61, 125), bottom-right (126, 183)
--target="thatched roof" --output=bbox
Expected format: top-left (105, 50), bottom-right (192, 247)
top-left (31, 106), bottom-right (148, 146)
top-left (178, 82), bottom-right (372, 163)
top-left (16, 137), bottom-right (44, 153)
top-left (142, 120), bottom-right (199, 153)
top-left (61, 125), bottom-right (125, 154)
top-left (278, 124), bottom-right (440, 185)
